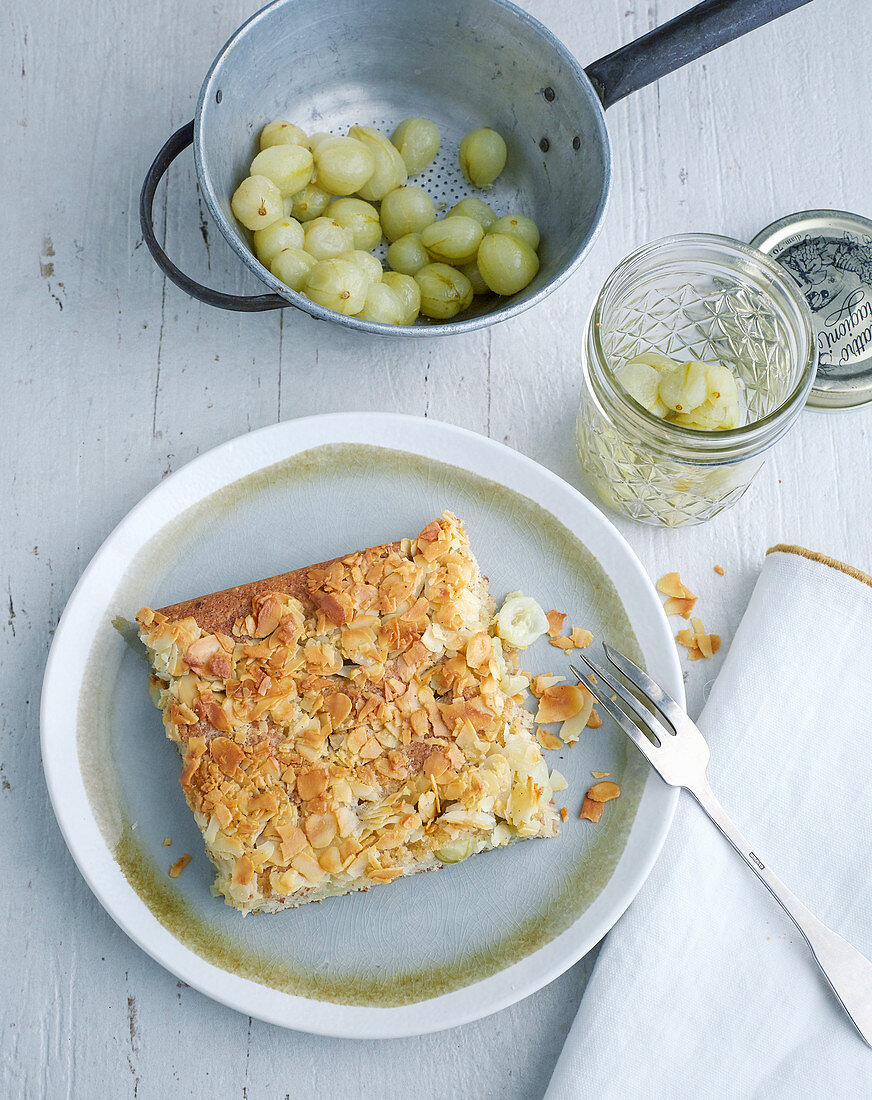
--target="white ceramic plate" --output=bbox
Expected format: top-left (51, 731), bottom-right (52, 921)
top-left (41, 413), bottom-right (680, 1038)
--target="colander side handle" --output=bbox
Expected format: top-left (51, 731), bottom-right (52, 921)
top-left (139, 120), bottom-right (288, 312)
top-left (584, 0), bottom-right (813, 109)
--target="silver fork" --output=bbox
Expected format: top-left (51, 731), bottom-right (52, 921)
top-left (571, 643), bottom-right (872, 1047)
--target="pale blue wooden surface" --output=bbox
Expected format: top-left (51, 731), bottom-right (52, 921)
top-left (2, 0), bottom-right (871, 1096)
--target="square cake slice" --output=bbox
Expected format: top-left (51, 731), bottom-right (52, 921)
top-left (137, 512), bottom-right (560, 913)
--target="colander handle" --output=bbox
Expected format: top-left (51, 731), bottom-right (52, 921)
top-left (139, 120), bottom-right (288, 312)
top-left (585, 0), bottom-right (813, 109)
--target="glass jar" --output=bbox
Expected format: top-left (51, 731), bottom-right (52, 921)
top-left (576, 234), bottom-right (817, 526)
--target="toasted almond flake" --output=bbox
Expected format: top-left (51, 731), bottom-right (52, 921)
top-left (369, 867), bottom-right (404, 884)
top-left (549, 636), bottom-right (574, 651)
top-left (162, 837), bottom-right (172, 847)
top-left (579, 796), bottom-right (603, 823)
top-left (559, 807), bottom-right (568, 822)
top-left (591, 771), bottom-right (609, 779)
top-left (531, 673), bottom-right (562, 698)
top-left (169, 853), bottom-right (192, 878)
top-left (324, 691), bottom-right (352, 723)
top-left (537, 728), bottom-right (563, 751)
top-left (587, 708), bottom-right (602, 729)
top-left (664, 595), bottom-right (697, 619)
top-left (657, 572), bottom-right (695, 600)
top-left (296, 767), bottom-right (329, 801)
top-left (696, 628), bottom-right (714, 659)
top-left (536, 683), bottom-right (587, 724)
top-left (587, 780), bottom-right (621, 803)
top-left (423, 751), bottom-right (450, 779)
top-left (546, 610), bottom-right (567, 638)
top-left (466, 631), bottom-right (492, 669)
top-left (558, 687), bottom-right (595, 744)
top-left (714, 564), bottom-right (725, 576)
top-left (570, 627), bottom-right (593, 649)
top-left (305, 812), bottom-right (338, 850)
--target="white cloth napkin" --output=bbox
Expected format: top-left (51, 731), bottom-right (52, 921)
top-left (545, 546), bottom-right (872, 1099)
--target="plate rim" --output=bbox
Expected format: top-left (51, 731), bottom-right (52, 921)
top-left (41, 412), bottom-right (680, 1038)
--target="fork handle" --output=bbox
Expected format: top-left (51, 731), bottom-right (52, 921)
top-left (689, 775), bottom-right (872, 1045)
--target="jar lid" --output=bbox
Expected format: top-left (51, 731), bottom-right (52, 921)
top-left (750, 210), bottom-right (872, 410)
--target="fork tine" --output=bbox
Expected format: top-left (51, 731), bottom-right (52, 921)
top-left (602, 642), bottom-right (687, 731)
top-left (568, 662), bottom-right (659, 765)
top-left (572, 650), bottom-right (675, 747)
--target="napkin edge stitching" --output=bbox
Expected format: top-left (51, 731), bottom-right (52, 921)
top-left (766, 544), bottom-right (872, 590)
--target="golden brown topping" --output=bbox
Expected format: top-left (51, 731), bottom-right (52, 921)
top-left (549, 636), bottom-right (574, 651)
top-left (531, 674), bottom-right (562, 697)
top-left (559, 806), bottom-right (569, 822)
top-left (664, 596), bottom-right (697, 619)
top-left (579, 796), bottom-right (603, 823)
top-left (537, 729), bottom-right (563, 751)
top-left (324, 691), bottom-right (352, 724)
top-left (587, 708), bottom-right (602, 729)
top-left (587, 780), bottom-right (621, 802)
top-left (569, 627), bottom-right (593, 649)
top-left (297, 766), bottom-right (329, 801)
top-left (180, 737), bottom-right (207, 786)
top-left (233, 854), bottom-right (254, 886)
top-left (466, 631), bottom-right (492, 669)
top-left (310, 589), bottom-right (353, 626)
top-left (138, 512), bottom-right (560, 914)
top-left (546, 610), bottom-right (567, 638)
top-left (591, 770), bottom-right (610, 778)
top-left (169, 853), bottom-right (192, 877)
top-left (162, 837), bottom-right (172, 847)
top-left (714, 564), bottom-right (725, 576)
top-left (423, 751), bottom-right (450, 778)
top-left (209, 737), bottom-right (244, 774)
top-left (304, 812), bottom-right (338, 849)
top-left (676, 617), bottom-right (721, 661)
top-left (657, 572), bottom-right (695, 600)
top-left (535, 683), bottom-right (589, 724)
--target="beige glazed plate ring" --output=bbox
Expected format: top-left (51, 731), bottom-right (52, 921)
top-left (41, 412), bottom-right (681, 1038)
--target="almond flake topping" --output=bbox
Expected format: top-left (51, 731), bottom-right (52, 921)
top-left (136, 512), bottom-right (561, 914)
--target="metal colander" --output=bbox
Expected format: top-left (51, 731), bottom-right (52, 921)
top-left (141, 0), bottom-right (812, 336)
